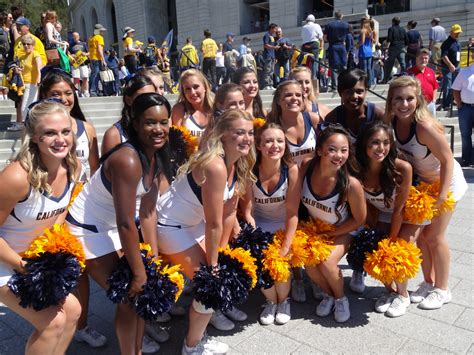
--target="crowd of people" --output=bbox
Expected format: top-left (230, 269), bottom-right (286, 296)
top-left (0, 5), bottom-right (472, 355)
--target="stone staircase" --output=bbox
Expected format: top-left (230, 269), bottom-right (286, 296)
top-left (0, 85), bottom-right (462, 169)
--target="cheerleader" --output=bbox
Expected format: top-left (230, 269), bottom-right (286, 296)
top-left (289, 66), bottom-right (331, 119)
top-left (137, 66), bottom-right (166, 95)
top-left (267, 80), bottom-right (321, 303)
top-left (302, 125), bottom-right (366, 323)
top-left (325, 69), bottom-right (384, 144)
top-left (384, 76), bottom-right (468, 310)
top-left (0, 101), bottom-right (81, 353)
top-left (38, 70), bottom-right (106, 346)
top-left (171, 69), bottom-right (214, 138)
top-left (240, 122), bottom-right (300, 325)
top-left (157, 109), bottom-right (255, 353)
top-left (325, 68), bottom-right (384, 294)
top-left (232, 67), bottom-right (267, 118)
top-left (101, 75), bottom-right (156, 155)
top-left (355, 121), bottom-right (425, 317)
top-left (67, 93), bottom-right (172, 354)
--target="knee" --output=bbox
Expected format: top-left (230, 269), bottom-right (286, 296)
top-left (319, 261), bottom-right (338, 277)
top-left (63, 295), bottom-right (82, 326)
top-left (42, 311), bottom-right (68, 337)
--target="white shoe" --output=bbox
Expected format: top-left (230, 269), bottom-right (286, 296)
top-left (169, 304), bottom-right (186, 316)
top-left (201, 334), bottom-right (229, 354)
top-left (182, 340), bottom-right (212, 355)
top-left (145, 322), bottom-right (170, 343)
top-left (74, 326), bottom-right (107, 348)
top-left (349, 271), bottom-right (365, 294)
top-left (410, 281), bottom-right (434, 303)
top-left (418, 288), bottom-right (452, 310)
top-left (6, 122), bottom-right (23, 132)
top-left (316, 294), bottom-right (334, 317)
top-left (259, 300), bottom-right (277, 325)
top-left (311, 282), bottom-right (324, 300)
top-left (291, 279), bottom-right (306, 303)
top-left (142, 335), bottom-right (160, 353)
top-left (209, 311), bottom-right (235, 331)
top-left (154, 312), bottom-right (172, 323)
top-left (334, 296), bottom-right (350, 323)
top-left (275, 298), bottom-right (291, 325)
top-left (224, 306), bottom-right (247, 321)
top-left (385, 294), bottom-right (410, 318)
top-left (374, 291), bottom-right (396, 313)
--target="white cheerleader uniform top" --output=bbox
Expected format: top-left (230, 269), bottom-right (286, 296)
top-left (301, 163), bottom-right (349, 225)
top-left (184, 115), bottom-right (206, 138)
top-left (394, 119), bottom-right (467, 201)
top-left (252, 164), bottom-right (288, 233)
top-left (75, 119), bottom-right (90, 181)
top-left (287, 112), bottom-right (317, 167)
top-left (364, 189), bottom-right (395, 224)
top-left (0, 180), bottom-right (73, 285)
top-left (66, 143), bottom-right (154, 259)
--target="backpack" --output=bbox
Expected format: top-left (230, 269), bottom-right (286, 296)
top-left (0, 28), bottom-right (9, 58)
top-left (140, 45), bottom-right (157, 66)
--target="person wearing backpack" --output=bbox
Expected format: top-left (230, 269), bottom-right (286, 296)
top-left (274, 26), bottom-right (292, 85)
top-left (179, 37), bottom-right (199, 72)
top-left (140, 36), bottom-right (159, 67)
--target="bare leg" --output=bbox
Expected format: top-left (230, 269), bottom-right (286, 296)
top-left (305, 266), bottom-right (332, 295)
top-left (261, 286), bottom-right (278, 304)
top-left (417, 235), bottom-right (435, 284)
top-left (74, 272), bottom-right (90, 330)
top-left (275, 281), bottom-right (291, 303)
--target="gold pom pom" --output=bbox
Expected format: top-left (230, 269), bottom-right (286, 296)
top-left (403, 186), bottom-right (436, 224)
top-left (161, 264), bottom-right (185, 301)
top-left (297, 219), bottom-right (335, 266)
top-left (24, 224), bottom-right (86, 270)
top-left (417, 181), bottom-right (456, 216)
top-left (68, 182), bottom-right (84, 208)
top-left (253, 117), bottom-right (266, 129)
top-left (364, 238), bottom-right (422, 284)
top-left (171, 125), bottom-right (199, 157)
top-left (262, 239), bottom-right (291, 282)
top-left (221, 246), bottom-right (258, 288)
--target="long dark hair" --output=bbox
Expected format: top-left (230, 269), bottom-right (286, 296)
top-left (39, 71), bottom-right (86, 122)
top-left (232, 67), bottom-right (265, 118)
top-left (119, 75), bottom-right (156, 134)
top-left (128, 92), bottom-right (172, 182)
top-left (312, 124), bottom-right (354, 223)
top-left (355, 121), bottom-right (402, 208)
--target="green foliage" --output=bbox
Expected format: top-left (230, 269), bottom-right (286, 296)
top-left (0, 0), bottom-right (69, 32)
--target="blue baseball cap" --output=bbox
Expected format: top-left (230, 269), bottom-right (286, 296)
top-left (15, 17), bottom-right (31, 27)
top-left (147, 36), bottom-right (156, 43)
top-left (226, 32), bottom-right (234, 38)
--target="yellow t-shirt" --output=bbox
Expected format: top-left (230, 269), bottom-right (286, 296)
top-left (180, 44), bottom-right (199, 67)
top-left (201, 38), bottom-right (217, 58)
top-left (14, 34), bottom-right (47, 66)
top-left (19, 51), bottom-right (41, 84)
top-left (123, 37), bottom-right (134, 56)
top-left (88, 34), bottom-right (104, 61)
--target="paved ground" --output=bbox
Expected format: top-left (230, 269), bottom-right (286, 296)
top-left (1, 172), bottom-right (473, 355)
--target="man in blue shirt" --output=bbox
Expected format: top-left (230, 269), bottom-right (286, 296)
top-left (274, 27), bottom-right (292, 85)
top-left (262, 23), bottom-right (279, 89)
top-left (324, 10), bottom-right (349, 90)
top-left (440, 24), bottom-right (462, 110)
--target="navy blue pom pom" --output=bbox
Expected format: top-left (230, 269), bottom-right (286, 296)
top-left (347, 228), bottom-right (385, 272)
top-left (8, 252), bottom-right (81, 311)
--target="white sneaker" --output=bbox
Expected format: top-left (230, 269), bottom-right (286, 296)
top-left (334, 296), bottom-right (350, 323)
top-left (349, 271), bottom-right (365, 294)
top-left (145, 322), bottom-right (170, 343)
top-left (259, 300), bottom-right (277, 325)
top-left (6, 122), bottom-right (23, 132)
top-left (209, 311), bottom-right (235, 331)
top-left (385, 294), bottom-right (410, 318)
top-left (374, 291), bottom-right (396, 313)
top-left (154, 312), bottom-right (172, 323)
top-left (311, 282), bottom-right (324, 300)
top-left (316, 294), bottom-right (335, 317)
top-left (418, 288), bottom-right (452, 310)
top-left (142, 335), bottom-right (160, 353)
top-left (224, 306), bottom-right (247, 321)
top-left (291, 279), bottom-right (306, 303)
top-left (169, 304), bottom-right (186, 316)
top-left (202, 334), bottom-right (229, 354)
top-left (410, 281), bottom-right (434, 303)
top-left (74, 326), bottom-right (107, 348)
top-left (182, 340), bottom-right (212, 355)
top-left (275, 298), bottom-right (291, 325)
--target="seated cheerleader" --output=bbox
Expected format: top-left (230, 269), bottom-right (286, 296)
top-left (231, 67), bottom-right (267, 118)
top-left (67, 93), bottom-right (172, 354)
top-left (267, 80), bottom-right (321, 303)
top-left (136, 66), bottom-right (166, 96)
top-left (0, 100), bottom-right (82, 353)
top-left (355, 121), bottom-right (425, 317)
top-left (156, 109), bottom-right (255, 354)
top-left (385, 76), bottom-right (468, 310)
top-left (289, 66), bottom-right (331, 119)
top-left (101, 75), bottom-right (157, 155)
top-left (301, 125), bottom-right (366, 323)
top-left (171, 69), bottom-right (214, 139)
top-left (240, 122), bottom-right (300, 325)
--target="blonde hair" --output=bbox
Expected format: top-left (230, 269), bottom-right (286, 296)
top-left (45, 10), bottom-right (57, 23)
top-left (267, 80), bottom-right (304, 126)
top-left (15, 101), bottom-right (78, 194)
top-left (384, 76), bottom-right (443, 132)
top-left (177, 69), bottom-right (214, 122)
top-left (179, 109), bottom-right (256, 196)
top-left (289, 66), bottom-right (317, 101)
top-left (21, 34), bottom-right (35, 46)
